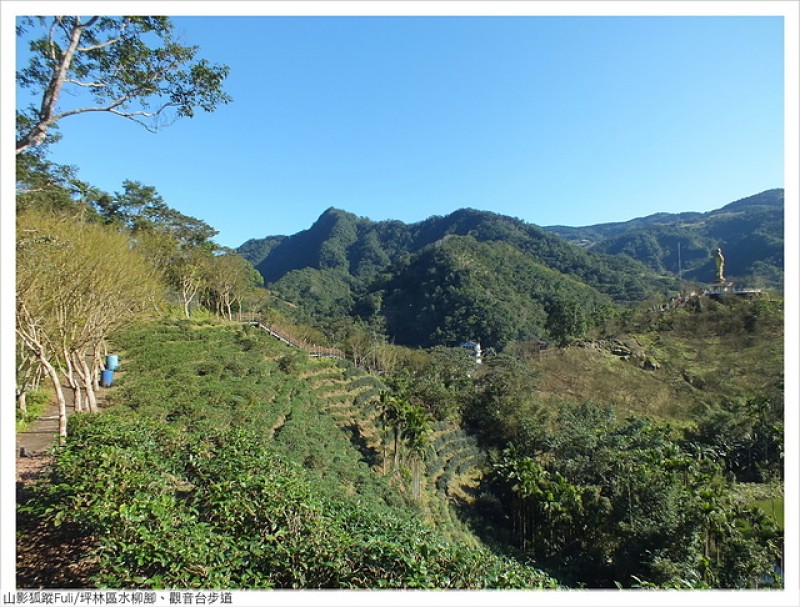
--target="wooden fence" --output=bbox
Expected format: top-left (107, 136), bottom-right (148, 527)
top-left (243, 316), bottom-right (347, 361)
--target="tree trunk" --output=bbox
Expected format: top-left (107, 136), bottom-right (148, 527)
top-left (412, 457), bottom-right (420, 499)
top-left (382, 427), bottom-right (388, 477)
top-left (393, 428), bottom-right (400, 471)
top-left (93, 346), bottom-right (103, 391)
top-left (181, 276), bottom-right (199, 318)
top-left (39, 354), bottom-right (67, 442)
top-left (63, 348), bottom-right (83, 413)
top-left (17, 390), bottom-right (28, 415)
top-left (73, 382), bottom-right (83, 413)
top-left (74, 351), bottom-right (98, 413)
top-left (16, 17), bottom-right (95, 154)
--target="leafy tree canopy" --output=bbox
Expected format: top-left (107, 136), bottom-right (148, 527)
top-left (16, 16), bottom-right (231, 154)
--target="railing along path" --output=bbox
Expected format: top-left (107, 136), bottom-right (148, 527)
top-left (242, 314), bottom-right (346, 361)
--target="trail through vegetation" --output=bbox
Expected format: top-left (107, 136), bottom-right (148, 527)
top-left (18, 321), bottom-right (557, 589)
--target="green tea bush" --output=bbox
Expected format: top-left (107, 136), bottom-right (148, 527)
top-left (26, 320), bottom-right (557, 589)
top-left (30, 415), bottom-right (556, 589)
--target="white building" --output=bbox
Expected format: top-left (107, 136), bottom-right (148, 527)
top-left (460, 340), bottom-right (482, 364)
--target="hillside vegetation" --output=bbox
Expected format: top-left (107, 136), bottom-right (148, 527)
top-left (21, 292), bottom-right (784, 589)
top-left (520, 294), bottom-right (784, 421)
top-left (454, 295), bottom-right (784, 588)
top-left (379, 236), bottom-right (614, 349)
top-left (239, 190), bottom-right (782, 350)
top-left (20, 320), bottom-right (557, 589)
top-left (545, 189), bottom-right (783, 288)
top-left (238, 207), bottom-right (678, 337)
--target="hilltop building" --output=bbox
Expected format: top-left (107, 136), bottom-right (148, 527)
top-left (460, 340), bottom-right (482, 364)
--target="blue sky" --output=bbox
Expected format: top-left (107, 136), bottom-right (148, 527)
top-left (13, 11), bottom-right (787, 249)
top-left (3, 4), bottom-right (800, 599)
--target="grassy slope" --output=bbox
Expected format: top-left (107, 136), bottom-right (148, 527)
top-left (527, 294), bottom-right (783, 423)
top-left (108, 320), bottom-right (413, 512)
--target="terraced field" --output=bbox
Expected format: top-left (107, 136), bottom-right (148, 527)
top-left (298, 359), bottom-right (490, 500)
top-left (427, 421), bottom-right (487, 497)
top-left (302, 360), bottom-right (387, 472)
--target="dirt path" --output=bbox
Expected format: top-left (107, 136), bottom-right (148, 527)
top-left (16, 399), bottom-right (60, 457)
top-left (16, 387), bottom-right (101, 588)
top-left (16, 390), bottom-right (65, 495)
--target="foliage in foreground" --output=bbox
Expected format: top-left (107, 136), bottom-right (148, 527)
top-left (26, 417), bottom-right (555, 590)
top-left (23, 321), bottom-right (556, 589)
top-left (480, 403), bottom-right (783, 588)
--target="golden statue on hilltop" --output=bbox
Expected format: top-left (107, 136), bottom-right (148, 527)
top-left (714, 248), bottom-right (725, 283)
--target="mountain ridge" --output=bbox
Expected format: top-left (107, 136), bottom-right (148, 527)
top-left (237, 189), bottom-right (782, 347)
top-left (239, 205), bottom-right (677, 298)
top-left (543, 189), bottom-right (783, 284)
top-left (241, 189), bottom-right (782, 256)
top-left (543, 188), bottom-right (782, 243)
top-left (240, 190), bottom-right (783, 285)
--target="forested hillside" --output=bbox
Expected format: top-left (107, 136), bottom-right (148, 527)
top-left (378, 236), bottom-right (614, 349)
top-left (544, 189), bottom-right (784, 287)
top-left (240, 207), bottom-right (676, 299)
top-left (238, 190), bottom-right (783, 349)
top-left (461, 293), bottom-right (784, 588)
top-left (238, 207), bottom-right (678, 344)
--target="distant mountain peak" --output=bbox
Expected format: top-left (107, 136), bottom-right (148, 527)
top-left (237, 188), bottom-right (783, 318)
top-left (320, 206), bottom-right (347, 217)
top-left (720, 188), bottom-right (784, 211)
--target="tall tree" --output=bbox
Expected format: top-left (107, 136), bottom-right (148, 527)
top-left (205, 252), bottom-right (264, 320)
top-left (169, 246), bottom-right (213, 318)
top-left (16, 152), bottom-right (76, 214)
top-left (93, 181), bottom-right (220, 318)
top-left (16, 16), bottom-right (231, 154)
top-left (96, 180), bottom-right (219, 246)
top-left (379, 391), bottom-right (407, 474)
top-left (16, 211), bottom-right (162, 438)
top-left (401, 404), bottom-right (432, 499)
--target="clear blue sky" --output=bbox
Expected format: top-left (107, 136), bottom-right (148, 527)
top-left (14, 12), bottom-right (786, 249)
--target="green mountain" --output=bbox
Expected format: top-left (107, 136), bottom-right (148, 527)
top-left (238, 190), bottom-right (782, 347)
top-left (379, 236), bottom-right (614, 349)
top-left (238, 208), bottom-right (677, 343)
top-left (543, 189), bottom-right (784, 287)
top-left (240, 207), bottom-right (677, 296)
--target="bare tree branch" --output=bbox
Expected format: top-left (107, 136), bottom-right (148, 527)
top-left (76, 35), bottom-right (123, 52)
top-left (63, 78), bottom-right (110, 88)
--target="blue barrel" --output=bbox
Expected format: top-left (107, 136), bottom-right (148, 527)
top-left (100, 369), bottom-right (114, 387)
top-left (105, 354), bottom-right (119, 371)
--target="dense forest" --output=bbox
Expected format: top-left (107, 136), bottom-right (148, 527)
top-left (14, 14), bottom-right (785, 594)
top-left (238, 190), bottom-right (783, 349)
